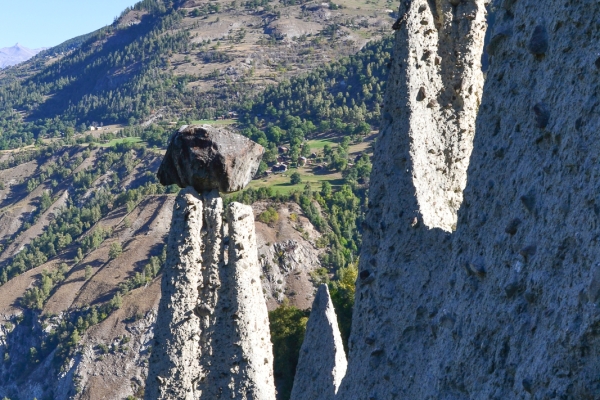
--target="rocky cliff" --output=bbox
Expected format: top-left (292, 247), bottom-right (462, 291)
top-left (79, 1), bottom-right (600, 398)
top-left (146, 188), bottom-right (277, 400)
top-left (334, 0), bottom-right (600, 398)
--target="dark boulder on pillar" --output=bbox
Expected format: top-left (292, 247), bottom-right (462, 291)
top-left (158, 125), bottom-right (264, 193)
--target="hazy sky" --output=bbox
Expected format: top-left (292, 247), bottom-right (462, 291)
top-left (0, 0), bottom-right (139, 49)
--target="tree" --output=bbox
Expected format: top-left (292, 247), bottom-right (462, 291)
top-left (69, 329), bottom-right (80, 347)
top-left (321, 181), bottom-right (332, 197)
top-left (89, 307), bottom-right (99, 325)
top-left (40, 191), bottom-right (52, 212)
top-left (340, 136), bottom-right (351, 152)
top-left (267, 126), bottom-right (284, 143)
top-left (65, 127), bottom-right (75, 140)
top-left (269, 301), bottom-right (309, 400)
top-left (109, 242), bottom-right (123, 259)
top-left (75, 248), bottom-right (84, 263)
top-left (256, 161), bottom-right (268, 177)
top-left (85, 265), bottom-right (93, 280)
top-left (27, 179), bottom-right (38, 193)
top-left (290, 172), bottom-right (302, 185)
top-left (300, 143), bottom-right (311, 157)
top-left (110, 292), bottom-right (123, 309)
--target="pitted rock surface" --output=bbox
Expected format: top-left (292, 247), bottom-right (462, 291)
top-left (377, 0), bottom-right (487, 232)
top-left (146, 188), bottom-right (203, 400)
top-left (158, 125), bottom-right (264, 193)
top-left (196, 202), bottom-right (276, 399)
top-left (290, 284), bottom-right (347, 400)
top-left (146, 188), bottom-right (276, 399)
top-left (339, 0), bottom-right (600, 399)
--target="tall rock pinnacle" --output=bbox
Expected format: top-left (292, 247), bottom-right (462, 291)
top-left (147, 127), bottom-right (274, 399)
top-left (337, 1), bottom-right (487, 396)
top-left (339, 0), bottom-right (600, 398)
top-left (146, 188), bottom-right (203, 399)
top-left (290, 284), bottom-right (347, 400)
top-left (196, 203), bottom-right (276, 399)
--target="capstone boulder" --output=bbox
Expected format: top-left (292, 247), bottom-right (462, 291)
top-left (157, 125), bottom-right (264, 193)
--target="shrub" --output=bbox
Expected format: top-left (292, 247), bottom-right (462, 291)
top-left (290, 172), bottom-right (301, 185)
top-left (258, 207), bottom-right (279, 226)
top-left (109, 242), bottom-right (123, 259)
top-left (84, 265), bottom-right (93, 280)
top-left (309, 267), bottom-right (329, 285)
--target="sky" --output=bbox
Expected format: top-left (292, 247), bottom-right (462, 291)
top-left (0, 0), bottom-right (140, 49)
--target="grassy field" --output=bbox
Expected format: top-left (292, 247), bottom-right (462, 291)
top-left (247, 165), bottom-right (344, 195)
top-left (307, 138), bottom-right (338, 150)
top-left (347, 133), bottom-right (377, 155)
top-left (242, 132), bottom-right (377, 195)
top-left (190, 119), bottom-right (237, 126)
top-left (99, 137), bottom-right (143, 147)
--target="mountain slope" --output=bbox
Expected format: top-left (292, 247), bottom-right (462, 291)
top-left (0, 0), bottom-right (393, 398)
top-left (0, 143), bottom-right (328, 399)
top-left (0, 44), bottom-right (46, 69)
top-left (0, 0), bottom-right (393, 149)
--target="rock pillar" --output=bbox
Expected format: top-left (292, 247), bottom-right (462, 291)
top-left (146, 192), bottom-right (275, 400)
top-left (339, 0), bottom-right (600, 398)
top-left (337, 0), bottom-right (487, 398)
top-left (148, 125), bottom-right (271, 399)
top-left (146, 188), bottom-right (203, 400)
top-left (197, 203), bottom-right (276, 399)
top-left (290, 284), bottom-right (347, 400)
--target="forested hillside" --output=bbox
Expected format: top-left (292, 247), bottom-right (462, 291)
top-left (0, 0), bottom-right (395, 398)
top-left (0, 0), bottom-right (393, 149)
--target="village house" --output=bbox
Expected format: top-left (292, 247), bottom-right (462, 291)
top-left (272, 164), bottom-right (288, 173)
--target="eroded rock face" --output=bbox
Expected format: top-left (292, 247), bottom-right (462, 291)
top-left (146, 188), bottom-right (203, 400)
top-left (253, 201), bottom-right (325, 311)
top-left (146, 189), bottom-right (276, 400)
top-left (290, 285), bottom-right (347, 400)
top-left (157, 125), bottom-right (264, 194)
top-left (382, 0), bottom-right (487, 232)
top-left (340, 0), bottom-right (600, 399)
top-left (197, 203), bottom-right (276, 399)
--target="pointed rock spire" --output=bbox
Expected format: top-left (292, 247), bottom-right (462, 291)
top-left (290, 284), bottom-right (347, 400)
top-left (197, 202), bottom-right (276, 399)
top-left (146, 194), bottom-right (277, 400)
top-left (146, 187), bottom-right (203, 400)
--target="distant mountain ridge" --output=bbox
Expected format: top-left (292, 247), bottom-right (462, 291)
top-left (0, 44), bottom-right (46, 69)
